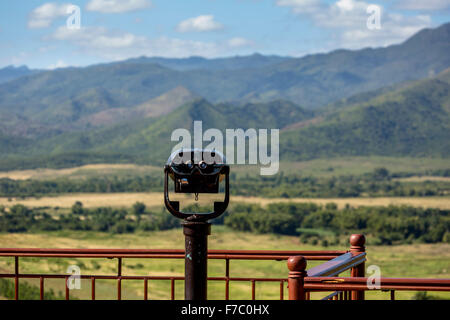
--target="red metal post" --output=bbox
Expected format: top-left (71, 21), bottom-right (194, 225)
top-left (14, 256), bottom-right (19, 300)
top-left (144, 278), bottom-right (148, 300)
top-left (280, 281), bottom-right (284, 300)
top-left (251, 280), bottom-right (256, 300)
top-left (40, 277), bottom-right (44, 300)
top-left (118, 258), bottom-right (122, 276)
top-left (225, 279), bottom-right (230, 300)
top-left (65, 276), bottom-right (70, 300)
top-left (287, 256), bottom-right (307, 300)
top-left (117, 278), bottom-right (122, 300)
top-left (117, 257), bottom-right (122, 300)
top-left (171, 278), bottom-right (175, 300)
top-left (225, 259), bottom-right (230, 300)
top-left (91, 277), bottom-right (96, 300)
top-left (350, 234), bottom-right (366, 300)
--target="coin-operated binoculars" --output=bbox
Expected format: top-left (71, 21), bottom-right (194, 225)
top-left (164, 149), bottom-right (229, 300)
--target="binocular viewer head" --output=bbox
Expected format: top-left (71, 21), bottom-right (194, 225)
top-left (164, 148), bottom-right (230, 221)
top-left (165, 148), bottom-right (228, 194)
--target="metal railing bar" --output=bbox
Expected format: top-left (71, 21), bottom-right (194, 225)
top-left (321, 291), bottom-right (340, 300)
top-left (117, 278), bottom-right (122, 300)
top-left (65, 276), bottom-right (69, 300)
top-left (0, 253), bottom-right (340, 260)
top-left (251, 280), bottom-right (256, 300)
top-left (91, 277), bottom-right (95, 300)
top-left (279, 281), bottom-right (284, 300)
top-left (144, 278), bottom-right (148, 300)
top-left (3, 273), bottom-right (449, 291)
top-left (0, 248), bottom-right (347, 255)
top-left (307, 252), bottom-right (366, 277)
top-left (40, 276), bottom-right (44, 300)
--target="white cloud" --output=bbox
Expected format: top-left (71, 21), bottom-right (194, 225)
top-left (52, 26), bottom-right (147, 49)
top-left (275, 0), bottom-right (432, 49)
top-left (336, 0), bottom-right (355, 11)
top-left (86, 0), bottom-right (151, 13)
top-left (176, 15), bottom-right (224, 33)
top-left (49, 26), bottom-right (222, 60)
top-left (49, 26), bottom-right (254, 61)
top-left (227, 37), bottom-right (254, 48)
top-left (396, 0), bottom-right (450, 11)
top-left (47, 60), bottom-right (68, 70)
top-left (28, 2), bottom-right (74, 29)
top-left (276, 0), bottom-right (322, 13)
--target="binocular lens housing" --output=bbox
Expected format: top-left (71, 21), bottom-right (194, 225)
top-left (166, 149), bottom-right (227, 194)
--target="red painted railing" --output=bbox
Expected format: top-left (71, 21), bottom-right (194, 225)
top-left (286, 235), bottom-right (450, 300)
top-left (1, 234), bottom-right (449, 300)
top-left (0, 247), bottom-right (346, 300)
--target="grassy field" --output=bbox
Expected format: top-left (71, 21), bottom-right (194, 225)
top-left (0, 157), bottom-right (448, 180)
top-left (1, 193), bottom-right (450, 210)
top-left (0, 164), bottom-right (160, 181)
top-left (0, 228), bottom-right (449, 300)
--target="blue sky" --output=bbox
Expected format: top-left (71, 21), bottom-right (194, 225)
top-left (0, 0), bottom-right (449, 69)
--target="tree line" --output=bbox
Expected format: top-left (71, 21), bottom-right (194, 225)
top-left (0, 168), bottom-right (448, 198)
top-left (223, 202), bottom-right (450, 245)
top-left (0, 201), bottom-right (449, 245)
top-left (0, 202), bottom-right (179, 234)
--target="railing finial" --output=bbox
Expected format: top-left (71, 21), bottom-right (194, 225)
top-left (287, 256), bottom-right (307, 272)
top-left (350, 234), bottom-right (365, 252)
top-left (287, 256), bottom-right (307, 300)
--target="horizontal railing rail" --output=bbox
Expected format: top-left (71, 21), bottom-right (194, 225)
top-left (0, 248), bottom-right (346, 260)
top-left (304, 277), bottom-right (450, 292)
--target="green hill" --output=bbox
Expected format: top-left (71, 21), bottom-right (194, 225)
top-left (0, 99), bottom-right (311, 169)
top-left (281, 69), bottom-right (450, 160)
top-left (1, 69), bottom-right (449, 170)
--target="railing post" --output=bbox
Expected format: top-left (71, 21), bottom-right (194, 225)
top-left (349, 234), bottom-right (366, 300)
top-left (287, 256), bottom-right (307, 300)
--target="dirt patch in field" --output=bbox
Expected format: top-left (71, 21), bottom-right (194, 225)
top-left (1, 193), bottom-right (449, 210)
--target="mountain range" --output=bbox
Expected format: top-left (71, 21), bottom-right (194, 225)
top-left (0, 23), bottom-right (449, 170)
top-left (0, 65), bottom-right (38, 84)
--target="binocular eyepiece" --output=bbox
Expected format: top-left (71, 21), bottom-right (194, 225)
top-left (164, 149), bottom-right (230, 221)
top-left (165, 149), bottom-right (227, 194)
